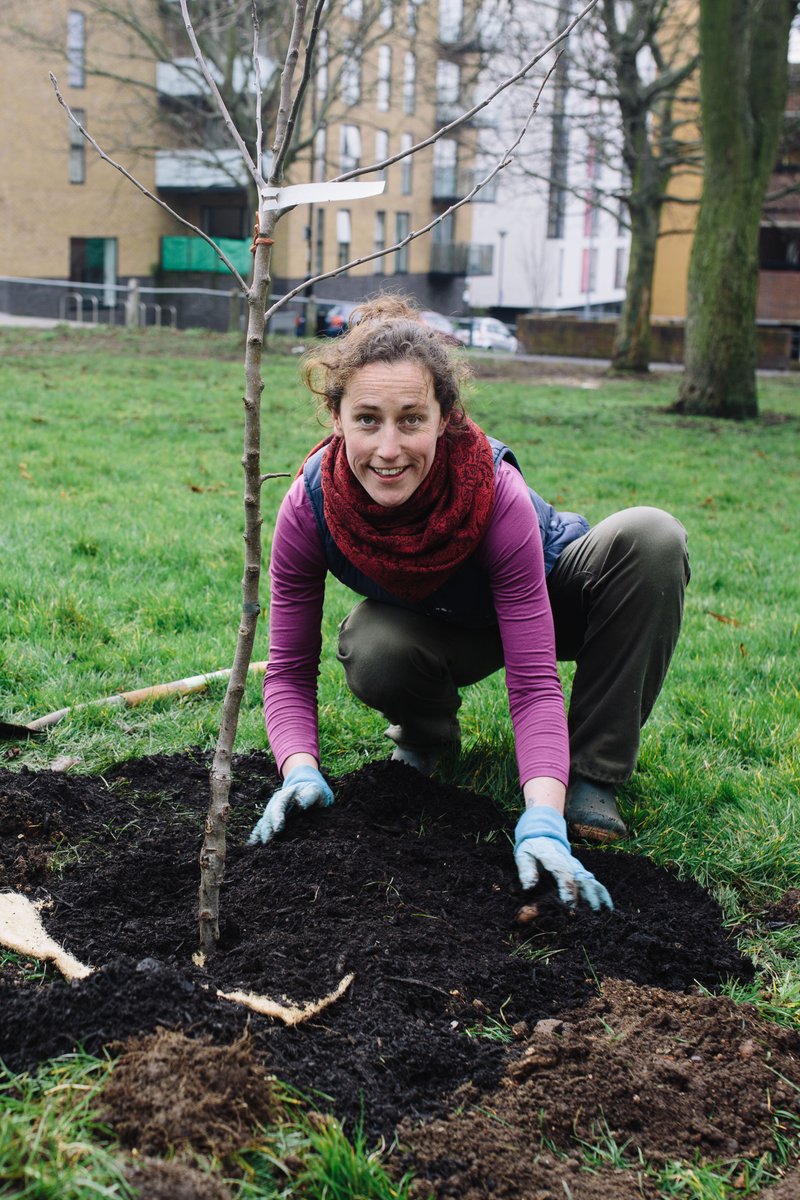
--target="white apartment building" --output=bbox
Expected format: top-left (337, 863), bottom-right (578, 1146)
top-left (465, 0), bottom-right (631, 318)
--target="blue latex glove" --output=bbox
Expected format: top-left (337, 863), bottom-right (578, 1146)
top-left (514, 807), bottom-right (614, 911)
top-left (248, 766), bottom-right (334, 845)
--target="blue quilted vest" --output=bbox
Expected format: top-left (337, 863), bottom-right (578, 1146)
top-left (302, 437), bottom-right (589, 629)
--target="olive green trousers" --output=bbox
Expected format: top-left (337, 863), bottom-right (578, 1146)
top-left (337, 506), bottom-right (690, 784)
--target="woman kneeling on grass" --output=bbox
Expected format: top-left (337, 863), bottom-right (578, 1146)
top-left (249, 297), bottom-right (689, 910)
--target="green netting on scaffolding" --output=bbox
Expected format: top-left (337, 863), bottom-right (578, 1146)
top-left (161, 236), bottom-right (251, 274)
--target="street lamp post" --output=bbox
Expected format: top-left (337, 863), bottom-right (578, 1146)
top-left (497, 228), bottom-right (508, 309)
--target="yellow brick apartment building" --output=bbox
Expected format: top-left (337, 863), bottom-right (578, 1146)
top-left (0, 0), bottom-right (489, 327)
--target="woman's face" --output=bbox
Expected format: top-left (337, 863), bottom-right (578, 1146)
top-left (333, 361), bottom-right (447, 508)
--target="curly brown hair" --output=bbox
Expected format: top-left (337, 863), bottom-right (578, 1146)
top-left (302, 294), bottom-right (471, 425)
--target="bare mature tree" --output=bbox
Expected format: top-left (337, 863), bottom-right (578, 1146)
top-left (592, 0), bottom-right (700, 373)
top-left (675, 0), bottom-right (799, 418)
top-left (485, 0), bottom-right (700, 372)
top-left (53, 0), bottom-right (601, 958)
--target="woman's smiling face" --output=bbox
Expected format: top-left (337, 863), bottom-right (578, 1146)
top-left (333, 360), bottom-right (448, 507)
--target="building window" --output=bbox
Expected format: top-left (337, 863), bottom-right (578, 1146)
top-left (400, 132), bottom-right (413, 194)
top-left (67, 10), bottom-right (85, 88)
top-left (374, 129), bottom-right (389, 182)
top-left (377, 45), bottom-right (391, 111)
top-left (547, 67), bottom-right (569, 240)
top-left (581, 246), bottom-right (598, 296)
top-left (315, 208), bottom-right (325, 274)
top-left (433, 210), bottom-right (454, 245)
top-left (341, 42), bottom-right (361, 105)
top-left (379, 0), bottom-right (393, 29)
top-left (433, 136), bottom-right (458, 198)
top-left (394, 211), bottom-right (410, 273)
top-left (337, 210), bottom-right (352, 266)
top-left (406, 0), bottom-right (420, 37)
top-left (436, 60), bottom-right (460, 122)
top-left (202, 205), bottom-right (248, 239)
top-left (373, 210), bottom-right (386, 272)
top-left (313, 126), bottom-right (327, 182)
top-left (614, 246), bottom-right (626, 289)
top-left (402, 51), bottom-right (416, 115)
top-left (340, 124), bottom-right (361, 173)
top-left (316, 30), bottom-right (328, 101)
top-left (439, 0), bottom-right (463, 42)
top-left (343, 0), bottom-right (363, 17)
top-left (547, 188), bottom-right (566, 239)
top-left (68, 109), bottom-right (86, 183)
top-left (584, 141), bottom-right (600, 236)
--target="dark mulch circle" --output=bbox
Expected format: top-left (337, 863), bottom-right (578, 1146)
top-left (2, 751), bottom-right (797, 1199)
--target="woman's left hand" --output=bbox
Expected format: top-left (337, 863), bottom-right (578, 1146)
top-left (514, 807), bottom-right (614, 911)
top-left (248, 765), bottom-right (334, 845)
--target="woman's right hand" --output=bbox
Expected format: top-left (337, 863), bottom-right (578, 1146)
top-left (248, 765), bottom-right (334, 845)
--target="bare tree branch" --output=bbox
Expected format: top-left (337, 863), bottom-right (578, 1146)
top-left (265, 56), bottom-right (559, 321)
top-left (276, 0), bottom-right (327, 180)
top-left (269, 0), bottom-right (309, 178)
top-left (50, 73), bottom-right (249, 292)
top-left (251, 1), bottom-right (264, 168)
top-left (333, 0), bottom-right (600, 183)
top-left (179, 0), bottom-right (265, 191)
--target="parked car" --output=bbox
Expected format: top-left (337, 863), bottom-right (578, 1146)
top-left (317, 302), bottom-right (463, 343)
top-left (419, 309), bottom-right (462, 346)
top-left (317, 300), bottom-right (361, 336)
top-left (456, 316), bottom-right (519, 353)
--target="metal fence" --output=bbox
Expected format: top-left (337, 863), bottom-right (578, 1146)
top-left (0, 275), bottom-right (307, 334)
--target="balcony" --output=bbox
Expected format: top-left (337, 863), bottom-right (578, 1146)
top-left (435, 99), bottom-right (497, 129)
top-left (429, 242), bottom-right (494, 276)
top-left (155, 148), bottom-right (251, 191)
top-left (432, 166), bottom-right (498, 203)
top-left (438, 13), bottom-right (499, 52)
top-left (156, 55), bottom-right (274, 98)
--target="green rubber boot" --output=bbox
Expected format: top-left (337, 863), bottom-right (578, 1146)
top-left (566, 776), bottom-right (628, 844)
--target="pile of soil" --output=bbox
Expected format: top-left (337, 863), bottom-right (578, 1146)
top-left (1, 751), bottom-right (798, 1198)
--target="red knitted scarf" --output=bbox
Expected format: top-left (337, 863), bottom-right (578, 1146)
top-left (319, 418), bottom-right (496, 603)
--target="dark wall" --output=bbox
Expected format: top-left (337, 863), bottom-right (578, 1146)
top-left (517, 316), bottom-right (797, 369)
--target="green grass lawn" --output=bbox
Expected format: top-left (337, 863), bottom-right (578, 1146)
top-left (1, 326), bottom-right (799, 1197)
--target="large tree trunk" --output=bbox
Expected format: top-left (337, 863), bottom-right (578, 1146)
top-left (675, 178), bottom-right (762, 417)
top-left (675, 0), bottom-right (797, 419)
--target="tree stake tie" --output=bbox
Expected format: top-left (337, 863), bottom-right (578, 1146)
top-left (250, 214), bottom-right (274, 254)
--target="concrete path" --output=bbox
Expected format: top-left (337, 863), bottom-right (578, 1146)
top-left (0, 312), bottom-right (69, 328)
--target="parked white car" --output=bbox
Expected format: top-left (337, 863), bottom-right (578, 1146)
top-left (456, 317), bottom-right (519, 353)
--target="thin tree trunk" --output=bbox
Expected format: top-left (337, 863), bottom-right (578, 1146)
top-left (197, 0), bottom-right (312, 959)
top-left (198, 218), bottom-right (275, 958)
top-left (610, 198), bottom-right (660, 373)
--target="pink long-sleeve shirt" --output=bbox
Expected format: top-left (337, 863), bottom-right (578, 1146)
top-left (263, 459), bottom-right (569, 788)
